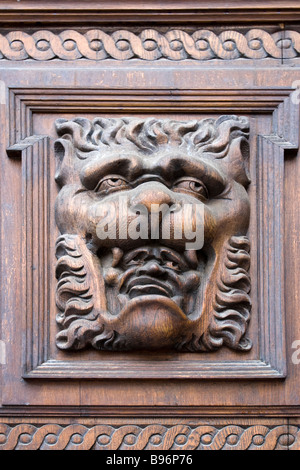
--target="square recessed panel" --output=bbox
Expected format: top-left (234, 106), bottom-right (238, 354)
top-left (4, 87), bottom-right (295, 382)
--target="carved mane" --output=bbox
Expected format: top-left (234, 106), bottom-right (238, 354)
top-left (55, 115), bottom-right (249, 160)
top-left (181, 236), bottom-right (252, 352)
top-left (55, 234), bottom-right (116, 350)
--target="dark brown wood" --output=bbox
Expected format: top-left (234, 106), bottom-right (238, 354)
top-left (0, 1), bottom-right (300, 25)
top-left (2, 86), bottom-right (292, 381)
top-left (0, 1), bottom-right (300, 451)
top-left (0, 418), bottom-right (296, 450)
top-left (53, 114), bottom-right (252, 354)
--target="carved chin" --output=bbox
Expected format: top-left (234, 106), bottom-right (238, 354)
top-left (109, 296), bottom-right (193, 350)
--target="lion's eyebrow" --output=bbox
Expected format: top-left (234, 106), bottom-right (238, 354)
top-left (150, 154), bottom-right (226, 187)
top-left (79, 151), bottom-right (226, 193)
top-left (79, 154), bottom-right (144, 189)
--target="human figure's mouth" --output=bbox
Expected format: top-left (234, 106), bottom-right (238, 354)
top-left (125, 275), bottom-right (174, 299)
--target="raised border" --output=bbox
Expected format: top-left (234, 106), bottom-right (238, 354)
top-left (6, 86), bottom-right (298, 379)
top-left (6, 135), bottom-right (50, 374)
top-left (1, 2), bottom-right (300, 25)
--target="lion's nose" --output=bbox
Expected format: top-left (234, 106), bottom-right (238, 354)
top-left (130, 182), bottom-right (174, 213)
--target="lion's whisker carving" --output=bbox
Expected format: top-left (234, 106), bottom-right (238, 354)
top-left (54, 115), bottom-right (252, 352)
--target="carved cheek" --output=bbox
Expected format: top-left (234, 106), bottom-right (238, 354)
top-left (85, 196), bottom-right (133, 248)
top-left (160, 204), bottom-right (217, 249)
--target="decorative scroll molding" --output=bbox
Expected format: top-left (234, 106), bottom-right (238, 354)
top-left (1, 29), bottom-right (300, 61)
top-left (0, 423), bottom-right (299, 450)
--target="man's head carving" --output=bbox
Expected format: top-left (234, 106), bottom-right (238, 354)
top-left (54, 116), bottom-right (251, 352)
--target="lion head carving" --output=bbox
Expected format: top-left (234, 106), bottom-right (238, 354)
top-left (54, 116), bottom-right (251, 352)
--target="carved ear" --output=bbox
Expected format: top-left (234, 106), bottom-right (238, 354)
top-left (225, 136), bottom-right (251, 187)
top-left (54, 138), bottom-right (77, 187)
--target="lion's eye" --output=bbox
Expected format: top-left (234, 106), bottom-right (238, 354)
top-left (173, 178), bottom-right (208, 200)
top-left (95, 176), bottom-right (130, 193)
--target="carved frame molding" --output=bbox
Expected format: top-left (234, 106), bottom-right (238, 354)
top-left (5, 86), bottom-right (298, 380)
top-left (1, 1), bottom-right (300, 25)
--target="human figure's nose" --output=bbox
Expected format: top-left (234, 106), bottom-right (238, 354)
top-left (136, 259), bottom-right (166, 277)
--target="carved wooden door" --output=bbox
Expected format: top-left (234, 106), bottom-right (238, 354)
top-left (0, 1), bottom-right (300, 451)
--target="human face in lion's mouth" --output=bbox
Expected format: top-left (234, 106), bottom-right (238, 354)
top-left (117, 245), bottom-right (201, 304)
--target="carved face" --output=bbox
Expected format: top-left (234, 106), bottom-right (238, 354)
top-left (54, 116), bottom-right (251, 352)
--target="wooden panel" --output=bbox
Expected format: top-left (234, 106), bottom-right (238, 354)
top-left (0, 85), bottom-right (294, 389)
top-left (0, 62), bottom-right (299, 411)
